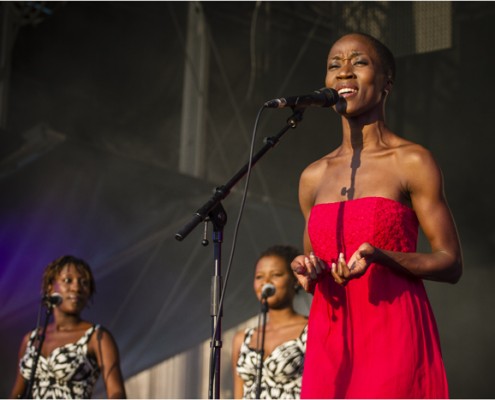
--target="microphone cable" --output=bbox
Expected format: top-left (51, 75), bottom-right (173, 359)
top-left (208, 104), bottom-right (266, 397)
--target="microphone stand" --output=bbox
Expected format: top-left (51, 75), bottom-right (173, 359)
top-left (255, 297), bottom-right (269, 399)
top-left (207, 202), bottom-right (226, 400)
top-left (175, 107), bottom-right (305, 399)
top-left (23, 302), bottom-right (55, 399)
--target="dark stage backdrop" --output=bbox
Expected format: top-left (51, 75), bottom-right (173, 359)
top-left (0, 2), bottom-right (494, 398)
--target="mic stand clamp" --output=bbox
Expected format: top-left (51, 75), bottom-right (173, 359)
top-left (23, 303), bottom-right (55, 399)
top-left (255, 298), bottom-right (269, 399)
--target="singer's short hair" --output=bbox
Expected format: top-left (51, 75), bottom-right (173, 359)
top-left (352, 32), bottom-right (396, 84)
top-left (258, 245), bottom-right (300, 269)
top-left (41, 255), bottom-right (96, 298)
top-left (256, 245), bottom-right (301, 291)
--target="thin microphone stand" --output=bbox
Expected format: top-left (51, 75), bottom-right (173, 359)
top-left (175, 108), bottom-right (305, 399)
top-left (255, 297), bottom-right (269, 399)
top-left (207, 203), bottom-right (226, 400)
top-left (23, 302), bottom-right (55, 399)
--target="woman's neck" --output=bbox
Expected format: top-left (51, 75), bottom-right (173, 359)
top-left (53, 310), bottom-right (83, 331)
top-left (266, 307), bottom-right (302, 328)
top-left (341, 117), bottom-right (389, 150)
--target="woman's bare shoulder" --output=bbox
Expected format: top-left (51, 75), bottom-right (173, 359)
top-left (396, 139), bottom-right (437, 169)
top-left (384, 133), bottom-right (436, 167)
top-left (301, 149), bottom-right (341, 180)
top-left (233, 327), bottom-right (249, 345)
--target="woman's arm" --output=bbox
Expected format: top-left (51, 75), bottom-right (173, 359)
top-left (402, 146), bottom-right (463, 282)
top-left (92, 327), bottom-right (127, 399)
top-left (291, 163), bottom-right (330, 293)
top-left (9, 333), bottom-right (29, 399)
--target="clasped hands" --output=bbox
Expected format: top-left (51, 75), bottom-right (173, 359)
top-left (291, 243), bottom-right (375, 292)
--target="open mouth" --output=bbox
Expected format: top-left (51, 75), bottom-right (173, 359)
top-left (337, 87), bottom-right (358, 97)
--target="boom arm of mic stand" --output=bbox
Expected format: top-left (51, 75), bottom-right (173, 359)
top-left (175, 108), bottom-right (305, 241)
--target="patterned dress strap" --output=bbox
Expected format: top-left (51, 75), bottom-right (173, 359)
top-left (243, 327), bottom-right (255, 345)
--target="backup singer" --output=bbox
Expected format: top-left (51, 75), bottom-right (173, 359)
top-left (9, 255), bottom-right (126, 399)
top-left (232, 245), bottom-right (308, 399)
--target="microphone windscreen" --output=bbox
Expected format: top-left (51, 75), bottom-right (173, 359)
top-left (44, 292), bottom-right (63, 306)
top-left (261, 283), bottom-right (276, 298)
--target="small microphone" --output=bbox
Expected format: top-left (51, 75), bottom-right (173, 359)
top-left (261, 283), bottom-right (276, 299)
top-left (43, 292), bottom-right (63, 307)
top-left (264, 87), bottom-right (340, 109)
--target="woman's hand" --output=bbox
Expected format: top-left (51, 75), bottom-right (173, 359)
top-left (331, 243), bottom-right (375, 286)
top-left (291, 252), bottom-right (329, 294)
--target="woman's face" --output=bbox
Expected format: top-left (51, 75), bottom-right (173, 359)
top-left (253, 255), bottom-right (296, 307)
top-left (325, 34), bottom-right (390, 117)
top-left (49, 263), bottom-right (91, 314)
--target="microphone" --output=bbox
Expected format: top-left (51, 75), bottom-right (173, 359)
top-left (264, 87), bottom-right (339, 109)
top-left (261, 283), bottom-right (276, 299)
top-left (43, 292), bottom-right (63, 307)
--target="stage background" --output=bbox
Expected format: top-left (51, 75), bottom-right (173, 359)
top-left (0, 2), bottom-right (494, 398)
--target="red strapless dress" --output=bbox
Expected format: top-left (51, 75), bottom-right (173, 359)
top-left (301, 197), bottom-right (448, 399)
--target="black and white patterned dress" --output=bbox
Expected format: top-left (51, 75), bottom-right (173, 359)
top-left (236, 325), bottom-right (307, 399)
top-left (20, 325), bottom-right (101, 399)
